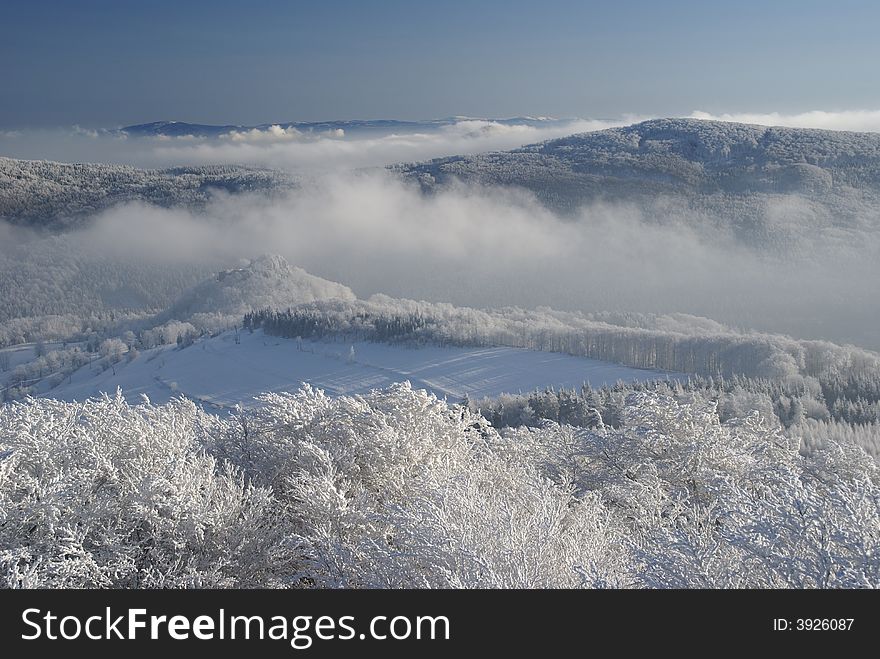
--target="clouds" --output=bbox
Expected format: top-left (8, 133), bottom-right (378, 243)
top-left (0, 118), bottom-right (632, 172)
top-left (149, 117), bottom-right (639, 171)
top-left (225, 124), bottom-right (309, 142)
top-left (5, 108), bottom-right (880, 348)
top-left (37, 169), bottom-right (873, 349)
top-left (689, 109), bottom-right (880, 133)
top-left (3, 161), bottom-right (880, 348)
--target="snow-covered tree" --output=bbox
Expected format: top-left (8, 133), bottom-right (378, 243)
top-left (1, 385), bottom-right (876, 589)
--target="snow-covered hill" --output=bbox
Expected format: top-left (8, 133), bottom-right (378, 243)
top-left (43, 329), bottom-right (680, 407)
top-left (401, 118), bottom-right (880, 195)
top-left (0, 157), bottom-right (295, 228)
top-left (397, 118), bottom-right (880, 248)
top-left (156, 254), bottom-right (356, 326)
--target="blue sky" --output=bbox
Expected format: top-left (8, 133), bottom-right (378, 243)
top-left (2, 0), bottom-right (879, 127)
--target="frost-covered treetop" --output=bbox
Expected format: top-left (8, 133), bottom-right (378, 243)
top-left (1, 385), bottom-right (876, 588)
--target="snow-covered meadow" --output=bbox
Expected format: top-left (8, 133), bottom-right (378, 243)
top-left (41, 329), bottom-right (679, 407)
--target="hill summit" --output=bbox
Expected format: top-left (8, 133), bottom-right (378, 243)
top-left (160, 254), bottom-right (355, 324)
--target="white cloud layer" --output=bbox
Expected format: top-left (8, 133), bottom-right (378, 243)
top-left (30, 171), bottom-right (873, 348)
top-left (689, 109), bottom-right (880, 133)
top-left (225, 125), bottom-right (306, 142)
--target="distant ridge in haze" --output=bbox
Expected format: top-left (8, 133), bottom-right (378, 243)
top-left (119, 117), bottom-right (569, 139)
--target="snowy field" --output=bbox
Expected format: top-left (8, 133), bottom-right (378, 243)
top-left (40, 330), bottom-right (681, 408)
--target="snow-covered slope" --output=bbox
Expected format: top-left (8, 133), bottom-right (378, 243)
top-left (44, 329), bottom-right (680, 408)
top-left (156, 254), bottom-right (356, 325)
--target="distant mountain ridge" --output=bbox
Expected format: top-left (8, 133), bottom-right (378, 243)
top-left (119, 116), bottom-right (568, 139)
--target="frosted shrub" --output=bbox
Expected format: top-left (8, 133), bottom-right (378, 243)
top-left (0, 393), bottom-right (291, 588)
top-left (502, 393), bottom-right (879, 588)
top-left (209, 383), bottom-right (629, 587)
top-left (371, 462), bottom-right (631, 588)
top-left (0, 386), bottom-right (876, 588)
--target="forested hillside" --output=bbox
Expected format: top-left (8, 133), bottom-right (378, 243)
top-left (0, 157), bottom-right (295, 229)
top-left (398, 118), bottom-right (880, 249)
